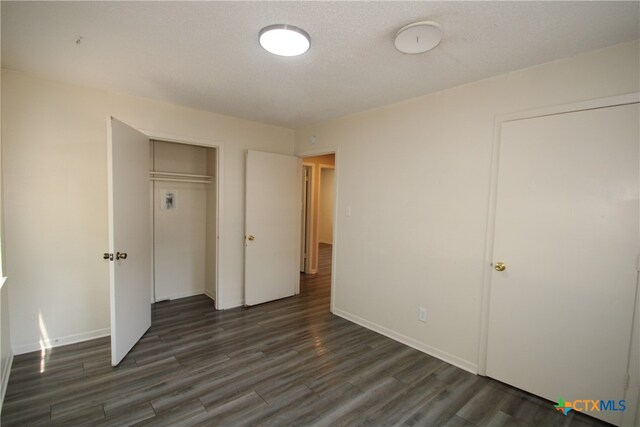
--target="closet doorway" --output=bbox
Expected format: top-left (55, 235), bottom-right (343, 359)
top-left (150, 140), bottom-right (218, 305)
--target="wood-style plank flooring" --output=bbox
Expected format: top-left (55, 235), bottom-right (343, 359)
top-left (2, 244), bottom-right (610, 426)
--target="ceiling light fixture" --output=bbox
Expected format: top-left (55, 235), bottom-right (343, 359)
top-left (394, 21), bottom-right (442, 54)
top-left (259, 24), bottom-right (310, 57)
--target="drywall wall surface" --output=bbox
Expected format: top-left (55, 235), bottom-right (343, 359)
top-left (0, 5), bottom-right (12, 409)
top-left (2, 70), bottom-right (293, 353)
top-left (153, 139), bottom-right (208, 175)
top-left (294, 40), bottom-right (640, 370)
top-left (318, 168), bottom-right (334, 244)
top-left (154, 180), bottom-right (207, 300)
top-left (153, 141), bottom-right (208, 301)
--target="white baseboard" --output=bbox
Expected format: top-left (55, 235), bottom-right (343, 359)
top-left (332, 307), bottom-right (478, 375)
top-left (220, 299), bottom-right (243, 310)
top-left (203, 289), bottom-right (215, 302)
top-left (13, 328), bottom-right (111, 356)
top-left (155, 289), bottom-right (206, 302)
top-left (0, 353), bottom-right (13, 414)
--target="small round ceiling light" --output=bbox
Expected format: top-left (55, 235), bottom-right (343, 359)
top-left (394, 21), bottom-right (442, 54)
top-left (259, 24), bottom-right (310, 57)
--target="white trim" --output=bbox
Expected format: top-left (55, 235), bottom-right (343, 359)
top-left (154, 289), bottom-right (207, 302)
top-left (149, 142), bottom-right (156, 305)
top-left (221, 299), bottom-right (243, 310)
top-left (0, 353), bottom-right (13, 414)
top-left (203, 289), bottom-right (216, 302)
top-left (12, 328), bottom-right (111, 356)
top-left (139, 129), bottom-right (224, 148)
top-left (333, 307), bottom-right (477, 374)
top-left (0, 277), bottom-right (6, 290)
top-left (302, 162), bottom-right (317, 274)
top-left (295, 146), bottom-right (339, 158)
top-left (301, 163), bottom-right (316, 275)
top-left (302, 162), bottom-right (318, 274)
top-left (477, 92), bottom-right (640, 376)
top-left (330, 151), bottom-right (339, 314)
top-left (295, 157), bottom-right (303, 295)
top-left (499, 92), bottom-right (639, 124)
top-left (140, 129), bottom-right (224, 311)
top-left (215, 145), bottom-right (224, 311)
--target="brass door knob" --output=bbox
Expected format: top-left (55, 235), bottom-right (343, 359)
top-left (103, 253), bottom-right (113, 261)
top-left (247, 235), bottom-right (255, 241)
top-left (116, 252), bottom-right (128, 260)
top-left (494, 262), bottom-right (506, 272)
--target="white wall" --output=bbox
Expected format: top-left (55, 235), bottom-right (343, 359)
top-left (152, 141), bottom-right (209, 301)
top-left (318, 168), bottom-right (334, 244)
top-left (295, 40), bottom-right (640, 372)
top-left (2, 70), bottom-right (294, 353)
top-left (0, 3), bottom-right (13, 409)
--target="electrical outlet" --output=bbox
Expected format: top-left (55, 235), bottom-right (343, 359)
top-left (418, 307), bottom-right (427, 322)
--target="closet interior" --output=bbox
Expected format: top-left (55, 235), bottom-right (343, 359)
top-left (149, 140), bottom-right (217, 303)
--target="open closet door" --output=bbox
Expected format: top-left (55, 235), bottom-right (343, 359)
top-left (245, 150), bottom-right (300, 306)
top-left (107, 117), bottom-right (151, 366)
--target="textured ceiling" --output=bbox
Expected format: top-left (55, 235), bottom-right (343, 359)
top-left (2, 1), bottom-right (638, 128)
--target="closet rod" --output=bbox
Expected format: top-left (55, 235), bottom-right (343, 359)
top-left (150, 177), bottom-right (212, 184)
top-left (150, 171), bottom-right (213, 180)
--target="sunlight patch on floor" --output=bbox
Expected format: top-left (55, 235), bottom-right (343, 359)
top-left (38, 311), bottom-right (51, 373)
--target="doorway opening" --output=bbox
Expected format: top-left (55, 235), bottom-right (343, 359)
top-left (150, 139), bottom-right (218, 307)
top-left (108, 118), bottom-right (223, 365)
top-left (299, 153), bottom-right (335, 309)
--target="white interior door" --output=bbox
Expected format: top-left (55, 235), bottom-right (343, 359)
top-left (245, 150), bottom-right (300, 306)
top-left (300, 166), bottom-right (309, 271)
top-left (107, 117), bottom-right (152, 366)
top-left (487, 103), bottom-right (639, 425)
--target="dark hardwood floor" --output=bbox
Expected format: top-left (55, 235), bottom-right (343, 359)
top-left (2, 244), bottom-right (610, 426)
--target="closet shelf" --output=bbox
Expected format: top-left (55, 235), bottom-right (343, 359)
top-left (149, 171), bottom-right (214, 185)
top-left (150, 171), bottom-right (213, 179)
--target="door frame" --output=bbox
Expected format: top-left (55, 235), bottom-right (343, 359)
top-left (298, 164), bottom-right (316, 274)
top-left (297, 147), bottom-right (339, 313)
top-left (477, 93), bottom-right (640, 425)
top-left (141, 129), bottom-right (224, 310)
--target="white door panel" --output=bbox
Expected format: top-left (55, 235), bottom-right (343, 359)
top-left (107, 117), bottom-right (151, 366)
top-left (487, 103), bottom-right (639, 425)
top-left (245, 151), bottom-right (300, 306)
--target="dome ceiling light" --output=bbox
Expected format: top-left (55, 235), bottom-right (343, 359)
top-left (394, 21), bottom-right (442, 54)
top-left (259, 24), bottom-right (310, 57)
